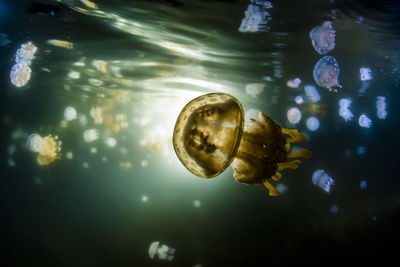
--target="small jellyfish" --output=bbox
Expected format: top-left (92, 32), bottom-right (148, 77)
top-left (15, 42), bottom-right (37, 65)
top-left (310, 21), bottom-right (336, 54)
top-left (304, 85), bottom-right (321, 103)
top-left (83, 129), bottom-right (99, 142)
top-left (356, 146), bottom-right (366, 155)
top-left (275, 183), bottom-right (288, 194)
top-left (64, 106), bottom-right (77, 121)
top-left (376, 96), bottom-right (387, 119)
top-left (360, 67), bottom-right (372, 81)
top-left (27, 133), bottom-right (43, 152)
top-left (295, 96), bottom-right (304, 105)
top-left (65, 151), bottom-right (73, 159)
top-left (239, 1), bottom-right (272, 32)
top-left (193, 200), bottom-right (201, 208)
top-left (286, 78), bottom-right (302, 88)
top-left (148, 241), bottom-right (175, 261)
top-left (306, 117), bottom-right (320, 131)
top-left (67, 71), bottom-right (80, 79)
top-left (313, 56), bottom-right (341, 91)
top-left (10, 63), bottom-right (32, 87)
top-left (104, 137), bottom-right (117, 148)
top-left (245, 83), bottom-right (265, 98)
top-left (358, 114), bottom-right (372, 128)
top-left (312, 169), bottom-right (334, 193)
top-left (287, 107), bottom-right (302, 124)
top-left (338, 98), bottom-right (353, 121)
top-left (141, 195), bottom-right (148, 202)
top-left (90, 107), bottom-right (103, 124)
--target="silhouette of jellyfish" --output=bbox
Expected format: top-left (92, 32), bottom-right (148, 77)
top-left (173, 93), bottom-right (311, 196)
top-left (313, 56), bottom-right (341, 91)
top-left (310, 21), bottom-right (336, 54)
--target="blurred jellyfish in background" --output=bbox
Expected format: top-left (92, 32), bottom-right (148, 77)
top-left (287, 107), bottom-right (302, 124)
top-left (286, 78), bottom-right (301, 88)
top-left (104, 137), bottom-right (117, 148)
top-left (148, 241), bottom-right (175, 261)
top-left (245, 83), bottom-right (265, 98)
top-left (27, 133), bottom-right (62, 165)
top-left (304, 84), bottom-right (321, 103)
top-left (306, 117), bottom-right (320, 131)
top-left (330, 204), bottom-right (339, 214)
top-left (312, 169), bottom-right (335, 193)
top-left (275, 183), bottom-right (288, 194)
top-left (360, 180), bottom-right (367, 190)
top-left (358, 114), bottom-right (372, 128)
top-left (360, 67), bottom-right (373, 81)
top-left (295, 96), bottom-right (304, 105)
top-left (310, 21), bottom-right (336, 54)
top-left (65, 151), bottom-right (73, 160)
top-left (338, 98), bottom-right (353, 121)
top-left (376, 96), bottom-right (387, 119)
top-left (356, 146), bottom-right (366, 155)
top-left (64, 106), bottom-right (77, 121)
top-left (0, 33), bottom-right (11, 46)
top-left (83, 129), bottom-right (99, 142)
top-left (90, 107), bottom-right (103, 125)
top-left (313, 56), bottom-right (341, 91)
top-left (239, 0), bottom-right (273, 33)
top-left (193, 200), bottom-right (201, 208)
top-left (10, 41), bottom-right (37, 88)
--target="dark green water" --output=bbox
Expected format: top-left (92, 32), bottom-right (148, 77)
top-left (1, 0), bottom-right (400, 265)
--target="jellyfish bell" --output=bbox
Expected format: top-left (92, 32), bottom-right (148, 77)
top-left (310, 21), bottom-right (336, 54)
top-left (33, 135), bottom-right (61, 165)
top-left (173, 93), bottom-right (311, 196)
top-left (27, 133), bottom-right (43, 152)
top-left (313, 56), bottom-right (341, 91)
top-left (148, 241), bottom-right (175, 261)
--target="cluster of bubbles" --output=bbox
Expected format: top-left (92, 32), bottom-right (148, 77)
top-left (10, 42), bottom-right (38, 87)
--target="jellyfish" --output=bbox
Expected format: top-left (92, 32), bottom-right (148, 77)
top-left (10, 63), bottom-right (32, 87)
top-left (172, 93), bottom-right (311, 196)
top-left (306, 117), bottom-right (320, 131)
top-left (15, 42), bottom-right (37, 65)
top-left (286, 78), bottom-right (301, 88)
top-left (83, 129), bottom-right (99, 142)
top-left (312, 169), bottom-right (334, 193)
top-left (376, 96), bottom-right (387, 119)
top-left (360, 180), bottom-right (367, 190)
top-left (239, 1), bottom-right (272, 33)
top-left (287, 107), bottom-right (302, 124)
top-left (338, 98), bottom-right (353, 121)
top-left (313, 56), bottom-right (341, 91)
top-left (193, 200), bottom-right (201, 208)
top-left (245, 83), bottom-right (265, 98)
top-left (304, 85), bottom-right (320, 103)
top-left (330, 204), bottom-right (339, 214)
top-left (309, 21), bottom-right (336, 54)
top-left (27, 134), bottom-right (61, 165)
top-left (64, 106), bottom-right (77, 121)
top-left (358, 114), bottom-right (372, 128)
top-left (148, 241), bottom-right (175, 261)
top-left (295, 96), bottom-right (304, 105)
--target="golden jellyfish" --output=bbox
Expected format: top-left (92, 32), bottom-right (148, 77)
top-left (172, 93), bottom-right (311, 196)
top-left (27, 134), bottom-right (61, 165)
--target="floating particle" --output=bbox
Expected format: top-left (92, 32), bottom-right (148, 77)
top-left (313, 56), bottom-right (341, 91)
top-left (46, 39), bottom-right (74, 49)
top-left (8, 144), bottom-right (16, 155)
top-left (15, 42), bottom-right (37, 65)
top-left (82, 162), bottom-right (90, 169)
top-left (67, 71), bottom-right (80, 79)
top-left (306, 117), bottom-right (320, 131)
top-left (310, 21), bottom-right (336, 54)
top-left (83, 129), bottom-right (99, 142)
top-left (90, 147), bottom-right (97, 153)
top-left (338, 98), bottom-right (353, 121)
top-left (0, 33), bottom-right (11, 46)
top-left (376, 96), bottom-right (387, 119)
top-left (275, 183), bottom-right (288, 194)
top-left (65, 151), bottom-right (73, 159)
top-left (193, 200), bottom-right (201, 208)
top-left (304, 85), bottom-right (320, 103)
top-left (8, 158), bottom-right (16, 167)
top-left (287, 107), bottom-right (302, 124)
top-left (141, 195), bottom-right (148, 202)
top-left (330, 204), bottom-right (339, 214)
top-left (141, 160), bottom-right (149, 167)
top-left (358, 114), bottom-right (372, 128)
top-left (286, 78), bottom-right (301, 88)
top-left (27, 133), bottom-right (43, 152)
top-left (245, 83), bottom-right (265, 97)
top-left (360, 180), bottom-right (367, 190)
top-left (356, 146), bottom-right (366, 155)
top-left (148, 241), bottom-right (175, 261)
top-left (312, 169), bottom-right (335, 193)
top-left (360, 67), bottom-right (372, 81)
top-left (64, 106), bottom-right (77, 121)
top-left (295, 96), bottom-right (304, 105)
top-left (10, 63), bottom-right (32, 87)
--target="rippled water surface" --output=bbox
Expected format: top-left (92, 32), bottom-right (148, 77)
top-left (1, 0), bottom-right (400, 265)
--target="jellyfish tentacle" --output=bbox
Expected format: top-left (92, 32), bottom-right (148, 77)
top-left (263, 180), bottom-right (280, 196)
top-left (282, 128), bottom-right (307, 143)
top-left (287, 149), bottom-right (312, 159)
top-left (277, 160), bottom-right (301, 171)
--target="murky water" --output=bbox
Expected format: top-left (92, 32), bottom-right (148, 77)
top-left (1, 0), bottom-right (400, 265)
